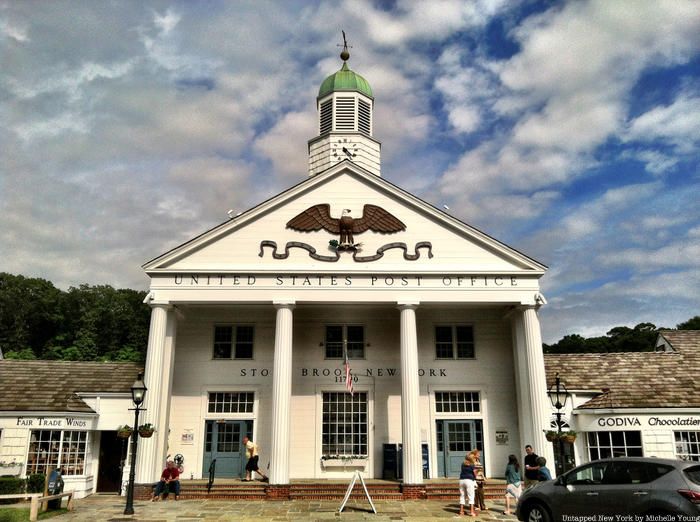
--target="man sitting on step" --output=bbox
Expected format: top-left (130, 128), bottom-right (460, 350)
top-left (152, 460), bottom-right (181, 501)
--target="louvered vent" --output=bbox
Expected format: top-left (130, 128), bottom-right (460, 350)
top-left (335, 97), bottom-right (356, 131)
top-left (319, 100), bottom-right (333, 135)
top-left (358, 99), bottom-right (371, 135)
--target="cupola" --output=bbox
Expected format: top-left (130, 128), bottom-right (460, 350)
top-left (308, 35), bottom-right (381, 177)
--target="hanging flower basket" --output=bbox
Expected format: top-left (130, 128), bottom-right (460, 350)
top-left (138, 424), bottom-right (156, 438)
top-left (545, 431), bottom-right (558, 442)
top-left (561, 432), bottom-right (577, 444)
top-left (117, 425), bottom-right (133, 439)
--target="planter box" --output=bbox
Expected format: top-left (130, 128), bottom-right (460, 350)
top-left (0, 464), bottom-right (23, 476)
top-left (321, 459), bottom-right (367, 469)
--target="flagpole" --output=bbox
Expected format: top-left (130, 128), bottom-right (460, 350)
top-left (344, 339), bottom-right (354, 396)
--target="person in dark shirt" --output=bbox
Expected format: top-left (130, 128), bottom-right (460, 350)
top-left (458, 455), bottom-right (477, 517)
top-left (152, 460), bottom-right (180, 501)
top-left (523, 445), bottom-right (540, 489)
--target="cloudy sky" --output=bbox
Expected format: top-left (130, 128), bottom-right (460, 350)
top-left (2, 0), bottom-right (699, 342)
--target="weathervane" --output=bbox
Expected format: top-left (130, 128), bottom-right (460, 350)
top-left (338, 30), bottom-right (352, 61)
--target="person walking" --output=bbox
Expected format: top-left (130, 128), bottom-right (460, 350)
top-left (523, 445), bottom-right (540, 489)
top-left (458, 454), bottom-right (477, 517)
top-left (503, 454), bottom-right (522, 515)
top-left (242, 436), bottom-right (268, 482)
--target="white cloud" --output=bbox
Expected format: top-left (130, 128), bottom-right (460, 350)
top-left (153, 8), bottom-right (181, 35)
top-left (253, 111), bottom-right (316, 182)
top-left (0, 18), bottom-right (28, 42)
top-left (625, 92), bottom-right (700, 154)
top-left (357, 0), bottom-right (508, 46)
top-left (1, 0), bottom-right (699, 347)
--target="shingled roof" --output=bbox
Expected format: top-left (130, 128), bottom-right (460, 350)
top-left (0, 360), bottom-right (144, 413)
top-left (544, 330), bottom-right (700, 409)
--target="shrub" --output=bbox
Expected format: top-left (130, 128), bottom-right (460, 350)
top-left (27, 474), bottom-right (46, 493)
top-left (0, 477), bottom-right (25, 504)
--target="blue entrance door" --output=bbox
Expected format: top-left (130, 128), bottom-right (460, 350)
top-left (436, 420), bottom-right (484, 477)
top-left (203, 420), bottom-right (252, 478)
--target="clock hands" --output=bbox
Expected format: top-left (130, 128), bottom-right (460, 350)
top-left (342, 146), bottom-right (356, 158)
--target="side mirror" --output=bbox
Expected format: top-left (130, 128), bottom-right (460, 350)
top-left (555, 475), bottom-right (566, 486)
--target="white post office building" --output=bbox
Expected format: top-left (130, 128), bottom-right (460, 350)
top-left (2, 53), bottom-right (698, 500)
top-left (134, 50), bottom-right (555, 496)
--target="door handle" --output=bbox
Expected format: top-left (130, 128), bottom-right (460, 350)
top-left (586, 492), bottom-right (599, 496)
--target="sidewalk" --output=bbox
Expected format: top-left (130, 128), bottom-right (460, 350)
top-left (53, 494), bottom-right (518, 521)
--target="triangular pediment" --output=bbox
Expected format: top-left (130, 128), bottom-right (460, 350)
top-left (143, 162), bottom-right (546, 275)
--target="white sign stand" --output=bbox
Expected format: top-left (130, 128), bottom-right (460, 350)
top-left (338, 470), bottom-right (377, 514)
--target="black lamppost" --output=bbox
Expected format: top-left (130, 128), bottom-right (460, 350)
top-left (548, 373), bottom-right (569, 475)
top-left (124, 373), bottom-right (147, 515)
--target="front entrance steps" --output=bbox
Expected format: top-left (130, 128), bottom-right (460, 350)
top-left (160, 478), bottom-right (507, 501)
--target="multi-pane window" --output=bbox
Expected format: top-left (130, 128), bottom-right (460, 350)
top-left (213, 325), bottom-right (254, 359)
top-left (322, 392), bottom-right (368, 456)
top-left (208, 392), bottom-right (254, 413)
top-left (675, 431), bottom-right (700, 461)
top-left (325, 325), bottom-right (364, 359)
top-left (435, 325), bottom-right (474, 359)
top-left (435, 392), bottom-right (480, 413)
top-left (26, 430), bottom-right (89, 476)
top-left (587, 431), bottom-right (643, 460)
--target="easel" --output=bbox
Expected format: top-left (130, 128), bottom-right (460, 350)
top-left (338, 470), bottom-right (377, 514)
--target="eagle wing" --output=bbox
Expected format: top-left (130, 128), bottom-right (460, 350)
top-left (286, 204), bottom-right (340, 234)
top-left (352, 204), bottom-right (406, 234)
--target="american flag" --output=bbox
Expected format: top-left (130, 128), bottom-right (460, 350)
top-left (344, 348), bottom-right (354, 395)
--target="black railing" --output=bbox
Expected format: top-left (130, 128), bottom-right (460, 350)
top-left (207, 459), bottom-right (217, 494)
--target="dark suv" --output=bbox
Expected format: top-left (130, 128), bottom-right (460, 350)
top-left (517, 457), bottom-right (700, 521)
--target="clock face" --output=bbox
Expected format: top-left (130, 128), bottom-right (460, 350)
top-left (332, 138), bottom-right (358, 161)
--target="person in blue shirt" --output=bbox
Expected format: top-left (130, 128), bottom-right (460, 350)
top-left (536, 456), bottom-right (552, 481)
top-left (458, 454), bottom-right (477, 517)
top-left (503, 454), bottom-right (522, 515)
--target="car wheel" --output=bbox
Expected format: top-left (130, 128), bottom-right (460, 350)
top-left (525, 503), bottom-right (551, 522)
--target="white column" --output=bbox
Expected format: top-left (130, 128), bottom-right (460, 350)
top-left (398, 302), bottom-right (423, 485)
top-left (135, 304), bottom-right (175, 483)
top-left (511, 311), bottom-right (534, 451)
top-left (516, 306), bottom-right (555, 470)
top-left (269, 300), bottom-right (295, 485)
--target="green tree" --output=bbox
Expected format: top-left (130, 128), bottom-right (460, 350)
top-left (677, 316), bottom-right (700, 330)
top-left (0, 273), bottom-right (63, 358)
top-left (0, 273), bottom-right (150, 362)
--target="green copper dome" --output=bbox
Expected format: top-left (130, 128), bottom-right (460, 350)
top-left (318, 61), bottom-right (373, 99)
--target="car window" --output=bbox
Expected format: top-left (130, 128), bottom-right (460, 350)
top-left (567, 462), bottom-right (607, 485)
top-left (602, 461), bottom-right (633, 484)
top-left (643, 463), bottom-right (674, 481)
top-left (684, 465), bottom-right (700, 485)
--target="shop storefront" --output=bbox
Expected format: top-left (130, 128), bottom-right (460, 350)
top-left (0, 360), bottom-right (142, 498)
top-left (544, 330), bottom-right (700, 472)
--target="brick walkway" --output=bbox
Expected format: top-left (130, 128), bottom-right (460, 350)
top-left (53, 494), bottom-right (519, 521)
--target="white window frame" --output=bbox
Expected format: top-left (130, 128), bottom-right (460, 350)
top-left (434, 324), bottom-right (475, 360)
top-left (25, 430), bottom-right (90, 476)
top-left (324, 324), bottom-right (365, 360)
top-left (321, 391), bottom-right (369, 457)
top-left (207, 391), bottom-right (255, 414)
top-left (212, 324), bottom-right (255, 360)
top-left (674, 431), bottom-right (700, 462)
top-left (587, 430), bottom-right (643, 460)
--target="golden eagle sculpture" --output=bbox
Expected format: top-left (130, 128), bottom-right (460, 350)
top-left (286, 204), bottom-right (406, 246)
